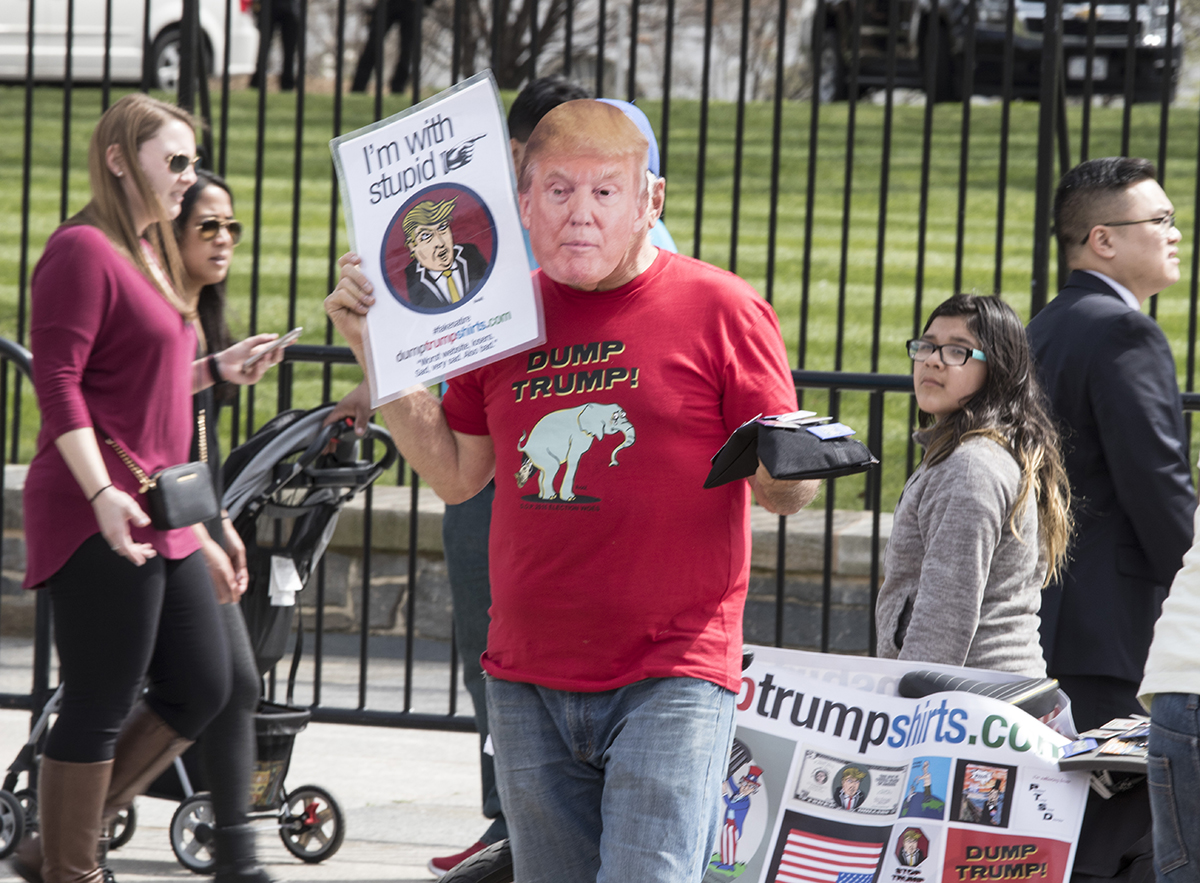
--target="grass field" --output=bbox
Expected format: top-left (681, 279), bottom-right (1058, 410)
top-left (3, 84), bottom-right (1199, 509)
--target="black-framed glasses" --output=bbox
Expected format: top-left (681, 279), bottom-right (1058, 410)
top-left (906, 339), bottom-right (987, 366)
top-left (196, 218), bottom-right (243, 244)
top-left (1080, 212), bottom-right (1176, 246)
top-left (166, 152), bottom-right (201, 174)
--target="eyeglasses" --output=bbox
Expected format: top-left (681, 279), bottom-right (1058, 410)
top-left (907, 339), bottom-right (987, 366)
top-left (196, 218), bottom-right (243, 244)
top-left (1080, 212), bottom-right (1176, 246)
top-left (166, 152), bottom-right (201, 174)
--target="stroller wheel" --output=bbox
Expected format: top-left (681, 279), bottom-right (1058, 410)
top-left (108, 803), bottom-right (137, 851)
top-left (12, 789), bottom-right (36, 833)
top-left (279, 784), bottom-right (344, 863)
top-left (0, 789), bottom-right (26, 859)
top-left (170, 793), bottom-right (216, 874)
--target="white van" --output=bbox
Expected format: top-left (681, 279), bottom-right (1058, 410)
top-left (0, 0), bottom-right (259, 90)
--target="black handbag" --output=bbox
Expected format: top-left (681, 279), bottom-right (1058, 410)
top-left (105, 410), bottom-right (219, 530)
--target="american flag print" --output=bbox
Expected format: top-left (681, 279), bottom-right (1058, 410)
top-left (774, 828), bottom-right (884, 883)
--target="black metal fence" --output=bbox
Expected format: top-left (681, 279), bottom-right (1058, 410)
top-left (2, 0), bottom-right (1199, 728)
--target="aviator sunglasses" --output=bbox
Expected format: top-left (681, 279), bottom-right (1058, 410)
top-left (166, 152), bottom-right (201, 174)
top-left (196, 218), bottom-right (243, 245)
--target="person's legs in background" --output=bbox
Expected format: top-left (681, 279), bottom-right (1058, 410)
top-left (199, 603), bottom-right (270, 883)
top-left (1056, 674), bottom-right (1155, 883)
top-left (429, 482), bottom-right (503, 875)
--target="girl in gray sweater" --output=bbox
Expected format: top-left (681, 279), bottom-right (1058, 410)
top-left (875, 294), bottom-right (1072, 676)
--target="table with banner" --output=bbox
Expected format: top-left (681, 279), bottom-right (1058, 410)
top-left (704, 647), bottom-right (1090, 883)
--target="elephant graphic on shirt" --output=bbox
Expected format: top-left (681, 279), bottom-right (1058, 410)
top-left (515, 403), bottom-right (636, 501)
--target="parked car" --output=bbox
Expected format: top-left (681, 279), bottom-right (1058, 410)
top-left (0, 0), bottom-right (259, 90)
top-left (809, 0), bottom-right (1182, 103)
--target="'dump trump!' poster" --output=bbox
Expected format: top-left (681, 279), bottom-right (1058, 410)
top-left (331, 71), bottom-right (543, 406)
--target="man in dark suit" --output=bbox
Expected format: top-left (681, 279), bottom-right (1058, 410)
top-left (401, 198), bottom-right (488, 310)
top-left (1027, 156), bottom-right (1195, 883)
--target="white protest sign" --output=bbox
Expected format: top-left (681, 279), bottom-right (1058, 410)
top-left (704, 648), bottom-right (1089, 883)
top-left (330, 71), bottom-right (544, 406)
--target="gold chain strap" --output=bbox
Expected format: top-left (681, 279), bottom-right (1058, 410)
top-left (105, 408), bottom-right (207, 495)
top-left (105, 437), bottom-right (154, 493)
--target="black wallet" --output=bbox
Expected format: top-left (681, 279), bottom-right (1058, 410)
top-left (704, 416), bottom-right (879, 488)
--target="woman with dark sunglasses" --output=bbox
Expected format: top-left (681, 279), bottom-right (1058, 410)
top-left (168, 169), bottom-right (280, 883)
top-left (874, 294), bottom-right (1072, 676)
top-left (14, 95), bottom-right (285, 883)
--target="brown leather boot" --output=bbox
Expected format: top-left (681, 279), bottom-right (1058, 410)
top-left (104, 702), bottom-right (193, 820)
top-left (35, 757), bottom-right (112, 883)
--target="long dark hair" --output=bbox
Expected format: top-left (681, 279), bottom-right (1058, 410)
top-left (174, 169), bottom-right (235, 357)
top-left (918, 294), bottom-right (1072, 583)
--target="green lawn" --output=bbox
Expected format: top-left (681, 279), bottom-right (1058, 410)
top-left (3, 84), bottom-right (1199, 510)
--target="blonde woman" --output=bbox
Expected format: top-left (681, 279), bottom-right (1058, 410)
top-left (14, 94), bottom-right (279, 883)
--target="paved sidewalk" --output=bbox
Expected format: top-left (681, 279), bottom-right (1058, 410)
top-left (0, 636), bottom-right (492, 883)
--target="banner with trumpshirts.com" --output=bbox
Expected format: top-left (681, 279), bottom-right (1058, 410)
top-left (703, 647), bottom-right (1089, 883)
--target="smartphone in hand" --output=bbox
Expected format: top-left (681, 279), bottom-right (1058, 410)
top-left (243, 327), bottom-right (302, 371)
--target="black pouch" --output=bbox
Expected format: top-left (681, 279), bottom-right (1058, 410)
top-left (144, 462), bottom-right (220, 530)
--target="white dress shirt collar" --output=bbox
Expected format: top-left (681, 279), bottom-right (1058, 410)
top-left (1082, 270), bottom-right (1141, 312)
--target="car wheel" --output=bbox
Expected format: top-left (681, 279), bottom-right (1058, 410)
top-left (817, 30), bottom-right (847, 103)
top-left (150, 27), bottom-right (181, 91)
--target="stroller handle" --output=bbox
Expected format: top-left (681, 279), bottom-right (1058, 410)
top-left (291, 416), bottom-right (399, 485)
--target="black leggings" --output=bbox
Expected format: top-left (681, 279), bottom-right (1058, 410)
top-left (199, 602), bottom-right (261, 826)
top-left (45, 534), bottom-right (232, 764)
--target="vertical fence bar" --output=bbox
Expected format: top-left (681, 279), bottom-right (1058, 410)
top-left (867, 390), bottom-right (884, 655)
top-left (279, 0), bottom-right (308, 414)
top-left (869, 0), bottom-right (897, 374)
top-left (1120, 0), bottom-right (1138, 157)
top-left (1030, 0), bottom-right (1062, 317)
top-left (1156, 0), bottom-right (1175, 177)
top-left (659, 0), bottom-right (674, 190)
top-left (834, 0), bottom-right (862, 376)
top-left (625, 0), bottom-right (638, 99)
top-left (102, 0), bottom-right (113, 110)
top-left (763, 0), bottom-right (787, 306)
top-left (1079, 0), bottom-right (1098, 162)
top-left (798, 9), bottom-right (824, 372)
top-left (564, 0), bottom-right (574, 77)
top-left (13, 0), bottom-right (36, 465)
top-left (404, 478), bottom-right (419, 711)
top-left (528, 0), bottom-right (539, 83)
top-left (325, 0), bottom-right (348, 406)
top-left (595, 0), bottom-right (607, 95)
top-left (951, 0), bottom-right (975, 294)
top-left (358, 480), bottom-right (374, 709)
top-left (141, 0), bottom-right (152, 91)
top-left (219, 0), bottom-right (233, 176)
top-left (60, 0), bottom-right (74, 225)
top-left (728, 0), bottom-right (752, 274)
top-left (178, 0), bottom-right (199, 111)
top-left (452, 0), bottom-right (464, 81)
top-left (691, 0), bottom-right (715, 259)
top-left (908, 2), bottom-right (940, 477)
top-left (247, 0), bottom-right (274, 440)
top-left (413, 0), bottom-right (424, 102)
top-left (992, 0), bottom-right (1015, 295)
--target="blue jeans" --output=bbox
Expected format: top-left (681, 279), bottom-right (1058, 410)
top-left (487, 675), bottom-right (736, 883)
top-left (442, 482), bottom-right (506, 843)
top-left (1148, 693), bottom-right (1200, 883)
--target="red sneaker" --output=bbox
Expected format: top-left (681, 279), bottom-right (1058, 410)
top-left (428, 840), bottom-right (489, 877)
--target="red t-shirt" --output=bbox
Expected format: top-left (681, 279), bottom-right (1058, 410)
top-left (443, 250), bottom-right (797, 692)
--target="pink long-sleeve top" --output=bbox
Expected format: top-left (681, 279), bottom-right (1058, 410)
top-left (23, 224), bottom-right (201, 588)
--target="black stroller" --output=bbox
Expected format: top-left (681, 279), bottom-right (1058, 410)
top-left (1, 405), bottom-right (397, 872)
